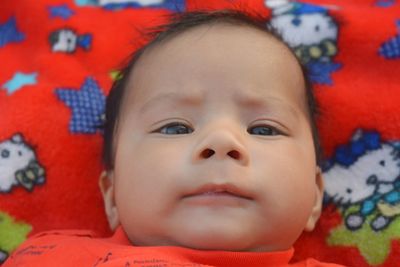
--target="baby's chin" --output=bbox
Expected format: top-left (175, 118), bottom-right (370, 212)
top-left (128, 227), bottom-right (288, 252)
top-left (175, 239), bottom-right (269, 252)
top-left (162, 224), bottom-right (278, 252)
top-left (169, 234), bottom-right (281, 252)
top-left (124, 216), bottom-right (296, 252)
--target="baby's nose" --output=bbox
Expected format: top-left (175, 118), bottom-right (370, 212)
top-left (192, 129), bottom-right (249, 166)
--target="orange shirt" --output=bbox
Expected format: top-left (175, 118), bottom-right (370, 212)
top-left (4, 227), bottom-right (345, 267)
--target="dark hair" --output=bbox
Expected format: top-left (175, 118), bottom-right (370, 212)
top-left (102, 9), bottom-right (322, 170)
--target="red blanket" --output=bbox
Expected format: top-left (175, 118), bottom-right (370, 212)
top-left (1, 0), bottom-right (400, 266)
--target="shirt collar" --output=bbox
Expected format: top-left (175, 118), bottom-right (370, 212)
top-left (109, 226), bottom-right (294, 267)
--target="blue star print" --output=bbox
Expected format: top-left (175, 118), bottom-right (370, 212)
top-left (55, 77), bottom-right (106, 134)
top-left (0, 16), bottom-right (25, 48)
top-left (74, 0), bottom-right (97, 6)
top-left (379, 20), bottom-right (400, 59)
top-left (2, 72), bottom-right (37, 94)
top-left (380, 35), bottom-right (400, 58)
top-left (306, 61), bottom-right (342, 85)
top-left (375, 0), bottom-right (396, 7)
top-left (48, 4), bottom-right (75, 20)
top-left (75, 0), bottom-right (185, 11)
top-left (102, 0), bottom-right (185, 11)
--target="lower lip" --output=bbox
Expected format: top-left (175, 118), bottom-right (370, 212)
top-left (182, 192), bottom-right (250, 206)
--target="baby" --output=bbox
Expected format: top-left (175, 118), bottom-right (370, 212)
top-left (5, 10), bottom-right (345, 267)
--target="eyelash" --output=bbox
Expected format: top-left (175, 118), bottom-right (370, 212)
top-left (152, 122), bottom-right (286, 136)
top-left (153, 122), bottom-right (194, 135)
top-left (248, 124), bottom-right (285, 136)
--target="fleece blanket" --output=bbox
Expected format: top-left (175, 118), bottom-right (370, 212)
top-left (1, 0), bottom-right (400, 266)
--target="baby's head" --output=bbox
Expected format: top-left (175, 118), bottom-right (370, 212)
top-left (100, 10), bottom-right (324, 252)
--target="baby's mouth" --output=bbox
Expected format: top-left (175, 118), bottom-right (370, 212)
top-left (182, 183), bottom-right (253, 206)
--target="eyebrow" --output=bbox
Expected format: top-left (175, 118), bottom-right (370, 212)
top-left (234, 93), bottom-right (301, 122)
top-left (139, 91), bottom-right (300, 120)
top-left (139, 92), bottom-right (204, 114)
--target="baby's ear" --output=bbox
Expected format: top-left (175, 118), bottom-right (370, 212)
top-left (304, 167), bottom-right (324, 232)
top-left (99, 170), bottom-right (120, 231)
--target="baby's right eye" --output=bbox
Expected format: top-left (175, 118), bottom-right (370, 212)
top-left (153, 122), bottom-right (194, 135)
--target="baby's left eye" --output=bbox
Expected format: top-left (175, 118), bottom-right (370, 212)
top-left (247, 125), bottom-right (283, 136)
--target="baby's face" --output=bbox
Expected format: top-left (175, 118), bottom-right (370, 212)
top-left (107, 24), bottom-right (323, 252)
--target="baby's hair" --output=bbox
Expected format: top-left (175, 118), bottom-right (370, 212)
top-left (102, 9), bottom-right (322, 170)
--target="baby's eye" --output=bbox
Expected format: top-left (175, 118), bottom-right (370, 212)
top-left (155, 122), bottom-right (194, 135)
top-left (247, 125), bottom-right (283, 136)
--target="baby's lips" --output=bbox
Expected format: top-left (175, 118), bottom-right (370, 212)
top-left (182, 182), bottom-right (254, 200)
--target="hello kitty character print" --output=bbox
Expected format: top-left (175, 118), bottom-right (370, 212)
top-left (323, 129), bottom-right (400, 231)
top-left (265, 0), bottom-right (341, 85)
top-left (0, 133), bottom-right (45, 193)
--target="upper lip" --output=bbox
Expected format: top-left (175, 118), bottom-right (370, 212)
top-left (183, 183), bottom-right (254, 200)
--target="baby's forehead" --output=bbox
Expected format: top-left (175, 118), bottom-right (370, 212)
top-left (143, 22), bottom-right (297, 63)
top-left (123, 22), bottom-right (308, 115)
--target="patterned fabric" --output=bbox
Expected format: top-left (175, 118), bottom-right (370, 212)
top-left (3, 227), bottom-right (345, 267)
top-left (1, 0), bottom-right (400, 266)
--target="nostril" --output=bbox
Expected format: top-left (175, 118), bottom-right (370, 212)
top-left (201, 149), bottom-right (215, 158)
top-left (227, 150), bottom-right (240, 160)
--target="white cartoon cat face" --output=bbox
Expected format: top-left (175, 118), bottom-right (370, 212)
top-left (270, 13), bottom-right (337, 47)
top-left (324, 144), bottom-right (400, 205)
top-left (0, 134), bottom-right (35, 171)
top-left (0, 134), bottom-right (36, 192)
top-left (324, 165), bottom-right (376, 205)
top-left (52, 30), bottom-right (77, 53)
